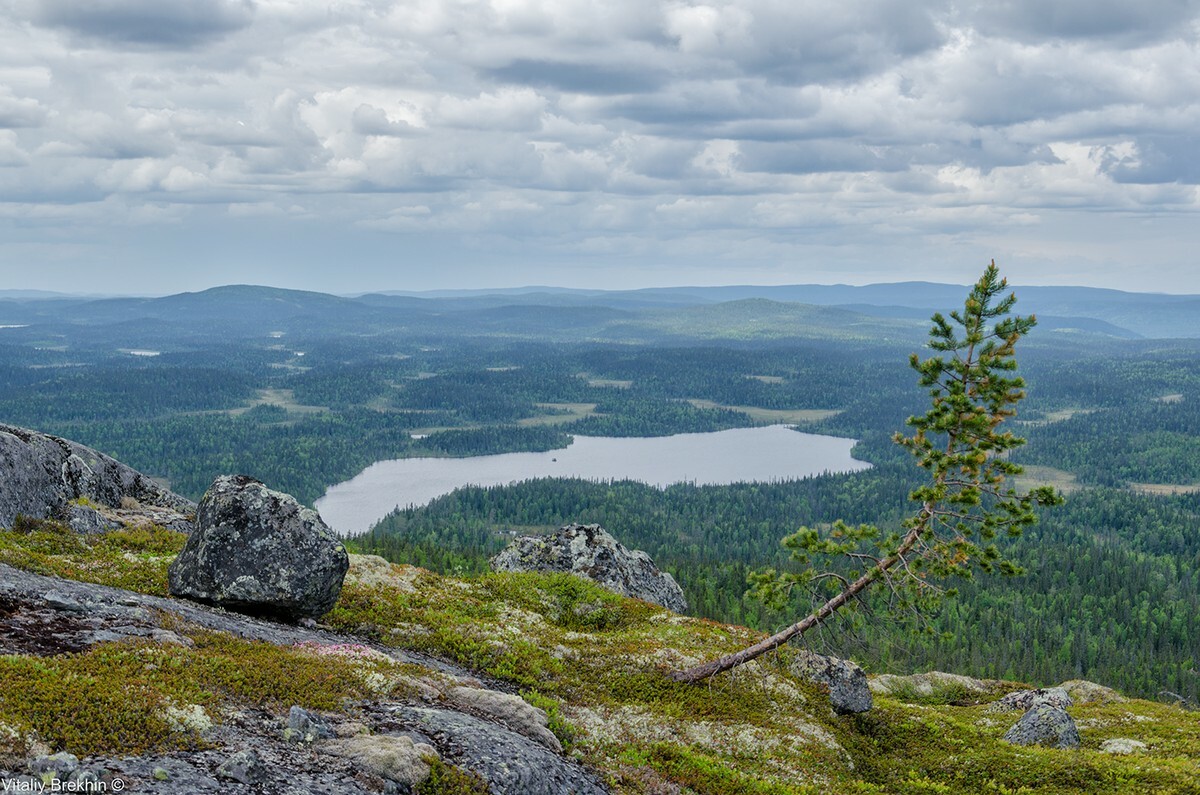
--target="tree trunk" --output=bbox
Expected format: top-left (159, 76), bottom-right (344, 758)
top-left (669, 519), bottom-right (926, 683)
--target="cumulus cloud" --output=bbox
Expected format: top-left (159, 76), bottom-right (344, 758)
top-left (1, 0), bottom-right (1199, 292)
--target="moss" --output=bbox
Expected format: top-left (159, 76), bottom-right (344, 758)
top-left (0, 521), bottom-right (186, 595)
top-left (417, 757), bottom-right (490, 794)
top-left (0, 631), bottom-right (409, 757)
top-left (522, 689), bottom-right (578, 752)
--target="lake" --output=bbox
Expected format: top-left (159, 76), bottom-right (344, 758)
top-left (315, 425), bottom-right (870, 536)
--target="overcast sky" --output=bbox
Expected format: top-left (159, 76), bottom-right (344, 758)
top-left (1, 1), bottom-right (1198, 295)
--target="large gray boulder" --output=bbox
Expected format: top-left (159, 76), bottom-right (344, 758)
top-left (490, 524), bottom-right (688, 613)
top-left (1001, 704), bottom-right (1081, 749)
top-left (168, 475), bottom-right (348, 620)
top-left (0, 423), bottom-right (195, 532)
top-left (789, 649), bottom-right (873, 714)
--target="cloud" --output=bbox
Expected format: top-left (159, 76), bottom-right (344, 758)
top-left (0, 90), bottom-right (48, 128)
top-left (967, 0), bottom-right (1200, 46)
top-left (27, 0), bottom-right (256, 47)
top-left (2, 0), bottom-right (1200, 293)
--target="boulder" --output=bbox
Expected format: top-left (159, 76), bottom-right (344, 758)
top-left (987, 687), bottom-right (1073, 713)
top-left (490, 523), bottom-right (688, 612)
top-left (1100, 738), bottom-right (1147, 755)
top-left (168, 475), bottom-right (348, 620)
top-left (1057, 679), bottom-right (1127, 705)
top-left (788, 649), bottom-right (873, 714)
top-left (0, 423), bottom-right (195, 532)
top-left (1001, 705), bottom-right (1080, 749)
top-left (318, 735), bottom-right (435, 787)
top-left (870, 671), bottom-right (999, 699)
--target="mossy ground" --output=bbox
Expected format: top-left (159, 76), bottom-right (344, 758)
top-left (2, 528), bottom-right (1200, 794)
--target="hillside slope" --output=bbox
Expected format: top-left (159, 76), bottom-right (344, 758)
top-left (2, 519), bottom-right (1199, 794)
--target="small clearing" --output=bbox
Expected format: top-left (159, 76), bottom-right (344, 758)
top-left (687, 399), bottom-right (840, 424)
top-left (228, 388), bottom-right (328, 417)
top-left (1013, 465), bottom-right (1083, 494)
top-left (1154, 393), bottom-right (1184, 404)
top-left (745, 374), bottom-right (786, 384)
top-left (1129, 482), bottom-right (1200, 496)
top-left (518, 403), bottom-right (597, 427)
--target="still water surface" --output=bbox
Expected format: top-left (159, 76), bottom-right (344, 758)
top-left (316, 425), bottom-right (870, 536)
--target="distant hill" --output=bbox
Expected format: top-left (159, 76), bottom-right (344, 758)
top-left (4, 280), bottom-right (1198, 340)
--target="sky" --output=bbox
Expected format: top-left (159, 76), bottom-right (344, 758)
top-left (1, 0), bottom-right (1199, 295)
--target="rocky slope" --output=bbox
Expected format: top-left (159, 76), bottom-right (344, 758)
top-left (2, 431), bottom-right (1200, 793)
top-left (0, 423), bottom-right (194, 533)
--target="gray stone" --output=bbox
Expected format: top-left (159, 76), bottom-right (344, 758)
top-left (168, 475), bottom-right (349, 620)
top-left (288, 705), bottom-right (335, 743)
top-left (1100, 738), bottom-right (1147, 754)
top-left (447, 686), bottom-right (562, 752)
top-left (788, 649), bottom-right (873, 714)
top-left (490, 523), bottom-right (688, 612)
top-left (42, 591), bottom-right (86, 613)
top-left (391, 705), bottom-right (608, 795)
top-left (319, 734), bottom-right (435, 786)
top-left (1057, 679), bottom-right (1127, 705)
top-left (0, 423), bottom-right (195, 531)
top-left (988, 687), bottom-right (1073, 713)
top-left (216, 748), bottom-right (267, 785)
top-left (29, 751), bottom-right (79, 778)
top-left (1002, 705), bottom-right (1081, 749)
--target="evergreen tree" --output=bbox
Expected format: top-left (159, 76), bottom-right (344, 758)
top-left (672, 262), bottom-right (1063, 682)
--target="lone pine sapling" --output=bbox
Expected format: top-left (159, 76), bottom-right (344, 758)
top-left (672, 262), bottom-right (1062, 683)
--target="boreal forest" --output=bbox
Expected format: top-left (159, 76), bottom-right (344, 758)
top-left (3, 282), bottom-right (1199, 702)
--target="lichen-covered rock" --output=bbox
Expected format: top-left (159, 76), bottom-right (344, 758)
top-left (870, 670), bottom-right (1000, 698)
top-left (1001, 705), bottom-right (1081, 749)
top-left (447, 686), bottom-right (562, 752)
top-left (168, 475), bottom-right (348, 620)
top-left (1057, 679), bottom-right (1127, 705)
top-left (216, 748), bottom-right (267, 785)
top-left (1100, 738), bottom-right (1147, 754)
top-left (0, 423), bottom-right (195, 532)
top-left (988, 687), bottom-right (1073, 713)
top-left (788, 649), bottom-right (872, 714)
top-left (490, 523), bottom-right (688, 612)
top-left (287, 705), bottom-right (335, 744)
top-left (391, 705), bottom-right (608, 795)
top-left (319, 734), bottom-right (436, 786)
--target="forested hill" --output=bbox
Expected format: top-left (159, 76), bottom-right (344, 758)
top-left (2, 280), bottom-right (1200, 706)
top-left (4, 280), bottom-right (1200, 338)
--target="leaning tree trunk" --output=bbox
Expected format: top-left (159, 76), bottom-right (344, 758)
top-left (669, 512), bottom-right (928, 683)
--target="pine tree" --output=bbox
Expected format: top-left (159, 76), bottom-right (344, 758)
top-left (671, 262), bottom-right (1063, 683)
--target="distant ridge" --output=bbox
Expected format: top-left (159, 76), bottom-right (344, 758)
top-left (4, 281), bottom-right (1200, 338)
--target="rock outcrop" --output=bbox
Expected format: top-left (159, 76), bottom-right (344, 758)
top-left (869, 670), bottom-right (1002, 699)
top-left (490, 523), bottom-right (688, 612)
top-left (987, 687), bottom-right (1074, 714)
top-left (0, 561), bottom-right (609, 794)
top-left (788, 649), bottom-right (873, 714)
top-left (1001, 704), bottom-right (1081, 749)
top-left (0, 423), bottom-right (195, 533)
top-left (168, 475), bottom-right (349, 620)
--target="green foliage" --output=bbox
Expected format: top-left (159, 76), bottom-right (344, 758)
top-left (747, 265), bottom-right (1062, 642)
top-left (0, 520), bottom-right (185, 595)
top-left (417, 758), bottom-right (490, 794)
top-left (521, 689), bottom-right (578, 751)
top-left (0, 632), bottom-right (390, 756)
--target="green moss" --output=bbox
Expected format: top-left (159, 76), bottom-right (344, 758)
top-left (417, 757), bottom-right (490, 794)
top-left (0, 631), bottom-right (406, 757)
top-left (522, 689), bottom-right (577, 752)
top-left (0, 520), bottom-right (186, 595)
top-left (640, 743), bottom-right (818, 794)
